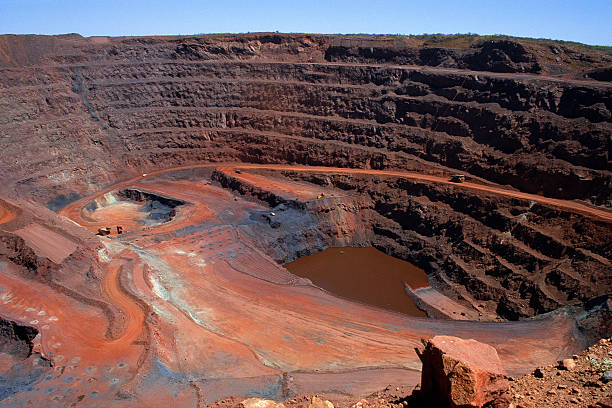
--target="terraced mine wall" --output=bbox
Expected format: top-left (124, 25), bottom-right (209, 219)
top-left (0, 33), bottom-right (610, 322)
top-left (219, 169), bottom-right (611, 320)
top-left (213, 168), bottom-right (373, 263)
top-left (1, 34), bottom-right (610, 202)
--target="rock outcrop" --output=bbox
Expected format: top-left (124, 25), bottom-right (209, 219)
top-left (0, 317), bottom-right (38, 359)
top-left (325, 39), bottom-right (543, 74)
top-left (238, 398), bottom-right (286, 408)
top-left (415, 336), bottom-right (510, 408)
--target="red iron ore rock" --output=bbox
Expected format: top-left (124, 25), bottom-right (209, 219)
top-left (416, 335), bottom-right (510, 408)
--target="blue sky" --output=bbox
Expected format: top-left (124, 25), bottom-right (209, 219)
top-left (1, 0), bottom-right (611, 45)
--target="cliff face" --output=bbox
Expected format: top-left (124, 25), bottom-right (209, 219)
top-left (222, 168), bottom-right (611, 321)
top-left (0, 33), bottom-right (610, 321)
top-left (0, 34), bottom-right (610, 202)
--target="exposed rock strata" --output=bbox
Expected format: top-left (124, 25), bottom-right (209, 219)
top-left (0, 317), bottom-right (38, 358)
top-left (0, 34), bottom-right (610, 204)
top-left (0, 33), bottom-right (610, 407)
top-left (268, 170), bottom-right (611, 320)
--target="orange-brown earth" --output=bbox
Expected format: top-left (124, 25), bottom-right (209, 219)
top-left (0, 163), bottom-right (609, 406)
top-left (0, 33), bottom-right (611, 407)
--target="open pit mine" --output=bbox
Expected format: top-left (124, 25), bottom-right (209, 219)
top-left (0, 33), bottom-right (611, 407)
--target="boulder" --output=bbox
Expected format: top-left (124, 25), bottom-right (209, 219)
top-left (238, 398), bottom-right (285, 408)
top-left (558, 359), bottom-right (576, 370)
top-left (309, 396), bottom-right (334, 408)
top-left (416, 335), bottom-right (510, 408)
top-left (350, 399), bottom-right (370, 408)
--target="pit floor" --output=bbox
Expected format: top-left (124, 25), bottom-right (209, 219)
top-left (285, 246), bottom-right (429, 317)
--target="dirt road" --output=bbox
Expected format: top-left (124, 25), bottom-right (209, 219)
top-left (229, 164), bottom-right (612, 222)
top-left (103, 263), bottom-right (145, 346)
top-left (60, 163), bottom-right (612, 223)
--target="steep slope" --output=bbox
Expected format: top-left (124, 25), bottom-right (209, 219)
top-left (0, 34), bottom-right (610, 204)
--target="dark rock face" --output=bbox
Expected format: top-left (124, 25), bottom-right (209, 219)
top-left (0, 318), bottom-right (38, 358)
top-left (117, 188), bottom-right (185, 222)
top-left (326, 39), bottom-right (542, 74)
top-left (274, 171), bottom-right (611, 320)
top-left (576, 295), bottom-right (612, 343)
top-left (0, 232), bottom-right (58, 279)
top-left (584, 67), bottom-right (612, 82)
top-left (466, 40), bottom-right (540, 73)
top-left (0, 33), bottom-right (610, 321)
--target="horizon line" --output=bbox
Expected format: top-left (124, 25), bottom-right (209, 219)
top-left (1, 31), bottom-right (610, 48)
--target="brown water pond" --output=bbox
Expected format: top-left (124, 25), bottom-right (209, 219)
top-left (284, 246), bottom-right (429, 317)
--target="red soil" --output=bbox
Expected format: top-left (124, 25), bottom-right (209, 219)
top-left (1, 165), bottom-right (601, 402)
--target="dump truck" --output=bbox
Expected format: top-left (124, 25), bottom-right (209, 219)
top-left (97, 227), bottom-right (111, 236)
top-left (450, 174), bottom-right (466, 183)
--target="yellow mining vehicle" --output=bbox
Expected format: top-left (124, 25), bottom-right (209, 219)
top-left (450, 174), bottom-right (466, 183)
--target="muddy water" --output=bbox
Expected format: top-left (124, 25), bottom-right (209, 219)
top-left (285, 246), bottom-right (429, 317)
